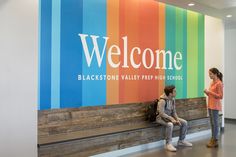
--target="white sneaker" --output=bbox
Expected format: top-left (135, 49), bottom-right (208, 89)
top-left (178, 140), bottom-right (193, 147)
top-left (165, 144), bottom-right (177, 152)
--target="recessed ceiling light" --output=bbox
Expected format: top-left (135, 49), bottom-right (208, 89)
top-left (226, 14), bottom-right (232, 18)
top-left (188, 3), bottom-right (195, 6)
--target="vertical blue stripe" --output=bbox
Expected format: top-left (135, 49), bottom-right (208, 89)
top-left (165, 5), bottom-right (176, 86)
top-left (39, 0), bottom-right (52, 110)
top-left (82, 0), bottom-right (107, 106)
top-left (38, 0), bottom-right (41, 110)
top-left (183, 11), bottom-right (187, 98)
top-left (51, 0), bottom-right (61, 108)
top-left (60, 0), bottom-right (83, 108)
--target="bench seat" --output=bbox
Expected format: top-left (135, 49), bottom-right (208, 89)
top-left (38, 97), bottom-right (219, 157)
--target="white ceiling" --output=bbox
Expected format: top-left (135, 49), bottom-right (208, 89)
top-left (196, 0), bottom-right (236, 9)
top-left (158, 0), bottom-right (236, 23)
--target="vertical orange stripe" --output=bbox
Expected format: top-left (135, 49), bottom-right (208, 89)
top-left (119, 0), bottom-right (140, 103)
top-left (138, 0), bottom-right (159, 101)
top-left (107, 0), bottom-right (119, 105)
top-left (158, 2), bottom-right (166, 97)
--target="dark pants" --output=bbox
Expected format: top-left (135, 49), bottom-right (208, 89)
top-left (209, 109), bottom-right (219, 140)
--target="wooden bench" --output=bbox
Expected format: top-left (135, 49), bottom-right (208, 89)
top-left (38, 97), bottom-right (218, 157)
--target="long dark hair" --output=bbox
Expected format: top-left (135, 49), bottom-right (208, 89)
top-left (209, 68), bottom-right (223, 82)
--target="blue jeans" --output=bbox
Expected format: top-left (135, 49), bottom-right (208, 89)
top-left (208, 109), bottom-right (219, 140)
top-left (156, 118), bottom-right (188, 144)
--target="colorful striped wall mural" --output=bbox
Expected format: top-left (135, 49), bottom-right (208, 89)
top-left (39, 0), bottom-right (205, 110)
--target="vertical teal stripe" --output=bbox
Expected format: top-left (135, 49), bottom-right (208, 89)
top-left (165, 5), bottom-right (176, 86)
top-left (198, 14), bottom-right (205, 97)
top-left (187, 11), bottom-right (198, 98)
top-left (175, 8), bottom-right (184, 99)
top-left (51, 0), bottom-right (61, 108)
top-left (82, 0), bottom-right (107, 106)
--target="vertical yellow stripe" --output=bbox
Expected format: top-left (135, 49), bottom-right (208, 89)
top-left (187, 11), bottom-right (198, 98)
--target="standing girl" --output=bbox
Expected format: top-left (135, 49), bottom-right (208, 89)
top-left (204, 68), bottom-right (223, 148)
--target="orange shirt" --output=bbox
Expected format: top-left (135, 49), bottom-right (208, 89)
top-left (207, 79), bottom-right (223, 110)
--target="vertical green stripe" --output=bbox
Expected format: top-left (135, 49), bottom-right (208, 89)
top-left (165, 5), bottom-right (176, 86)
top-left (182, 11), bottom-right (187, 98)
top-left (187, 11), bottom-right (198, 98)
top-left (198, 14), bottom-right (205, 97)
top-left (175, 8), bottom-right (184, 98)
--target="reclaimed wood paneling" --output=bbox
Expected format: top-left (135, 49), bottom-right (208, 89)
top-left (38, 97), bottom-right (213, 157)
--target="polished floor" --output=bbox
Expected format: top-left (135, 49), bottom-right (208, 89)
top-left (122, 121), bottom-right (236, 157)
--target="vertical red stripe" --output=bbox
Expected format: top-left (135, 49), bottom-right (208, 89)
top-left (119, 0), bottom-right (140, 103)
top-left (158, 2), bottom-right (166, 97)
top-left (118, 1), bottom-right (166, 103)
top-left (138, 0), bottom-right (159, 101)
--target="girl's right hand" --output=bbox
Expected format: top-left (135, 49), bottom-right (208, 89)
top-left (204, 89), bottom-right (209, 95)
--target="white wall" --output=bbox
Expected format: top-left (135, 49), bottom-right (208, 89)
top-left (0, 0), bottom-right (229, 156)
top-left (0, 0), bottom-right (37, 156)
top-left (225, 22), bottom-right (236, 119)
top-left (205, 16), bottom-right (224, 125)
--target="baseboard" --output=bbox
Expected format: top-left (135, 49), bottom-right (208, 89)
top-left (91, 130), bottom-right (211, 157)
top-left (225, 118), bottom-right (236, 124)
